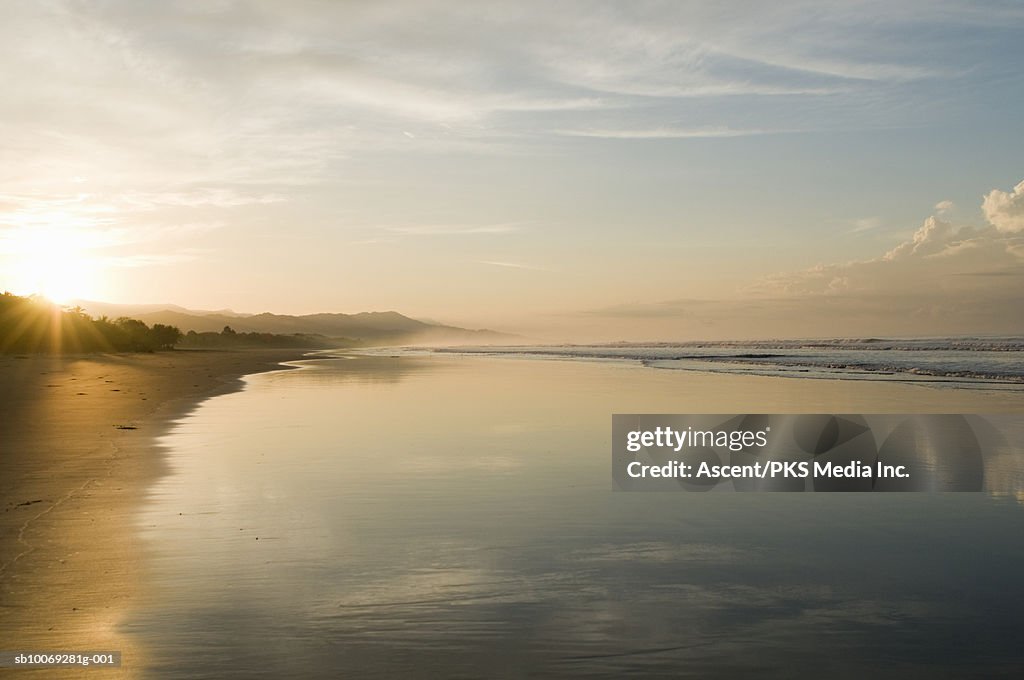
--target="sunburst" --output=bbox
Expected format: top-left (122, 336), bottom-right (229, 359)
top-left (2, 223), bottom-right (104, 304)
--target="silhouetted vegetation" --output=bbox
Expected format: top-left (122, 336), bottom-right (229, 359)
top-left (177, 327), bottom-right (346, 349)
top-left (1, 293), bottom-right (182, 353)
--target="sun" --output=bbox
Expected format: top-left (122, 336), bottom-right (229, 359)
top-left (3, 225), bottom-right (104, 304)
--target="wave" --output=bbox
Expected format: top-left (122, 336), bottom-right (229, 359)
top-left (431, 338), bottom-right (1024, 386)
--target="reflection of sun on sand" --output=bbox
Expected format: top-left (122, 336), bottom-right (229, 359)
top-left (0, 349), bottom-right (305, 675)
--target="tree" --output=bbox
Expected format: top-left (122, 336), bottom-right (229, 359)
top-left (117, 318), bottom-right (154, 351)
top-left (151, 324), bottom-right (183, 350)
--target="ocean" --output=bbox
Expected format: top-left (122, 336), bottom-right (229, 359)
top-left (434, 337), bottom-right (1024, 387)
top-left (128, 349), bottom-right (1024, 678)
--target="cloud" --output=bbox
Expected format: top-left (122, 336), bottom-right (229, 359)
top-left (582, 178), bottom-right (1024, 338)
top-left (752, 181), bottom-right (1024, 301)
top-left (117, 189), bottom-right (287, 210)
top-left (883, 216), bottom-right (956, 260)
top-left (0, 0), bottom-right (995, 199)
top-left (385, 223), bottom-right (524, 236)
top-left (554, 127), bottom-right (775, 139)
top-left (982, 180), bottom-right (1024, 233)
top-left (530, 2), bottom-right (949, 101)
top-left (102, 252), bottom-right (206, 268)
top-left (758, 215), bottom-right (1022, 298)
top-left (477, 260), bottom-right (549, 271)
top-left (849, 217), bottom-right (882, 233)
top-left (934, 199), bottom-right (954, 214)
top-left (0, 191), bottom-right (231, 275)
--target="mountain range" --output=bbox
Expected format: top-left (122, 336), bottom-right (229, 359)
top-left (72, 301), bottom-right (515, 346)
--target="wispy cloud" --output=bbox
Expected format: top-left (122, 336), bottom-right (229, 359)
top-left (849, 217), bottom-right (883, 233)
top-left (116, 189), bottom-right (288, 210)
top-left (554, 127), bottom-right (776, 139)
top-left (0, 191), bottom-right (230, 274)
top-left (102, 251), bottom-right (208, 268)
top-left (1, 0), bottom-right (987, 197)
top-left (477, 260), bottom-right (550, 271)
top-left (348, 236), bottom-right (399, 246)
top-left (386, 223), bottom-right (525, 236)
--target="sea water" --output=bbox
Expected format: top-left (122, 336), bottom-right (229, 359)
top-left (128, 353), bottom-right (1024, 678)
top-left (436, 337), bottom-right (1024, 386)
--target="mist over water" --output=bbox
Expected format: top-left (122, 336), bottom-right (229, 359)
top-left (129, 355), bottom-right (1024, 678)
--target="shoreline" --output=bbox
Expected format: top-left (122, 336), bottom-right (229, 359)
top-left (0, 348), bottom-right (309, 676)
top-left (117, 351), bottom-right (1024, 677)
top-left (3, 348), bottom-right (1022, 676)
top-left (383, 348), bottom-right (1024, 400)
top-left (426, 348), bottom-right (1024, 390)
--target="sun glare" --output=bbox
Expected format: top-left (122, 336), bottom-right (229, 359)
top-left (3, 225), bottom-right (103, 304)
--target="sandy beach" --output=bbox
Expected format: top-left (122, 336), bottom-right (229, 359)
top-left (121, 353), bottom-right (1024, 678)
top-left (0, 349), bottom-right (307, 676)
top-left (3, 349), bottom-right (1023, 677)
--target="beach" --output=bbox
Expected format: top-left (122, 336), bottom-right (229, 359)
top-left (129, 354), bottom-right (1024, 677)
top-left (3, 351), bottom-right (1024, 677)
top-left (0, 349), bottom-right (306, 676)
top-left (3, 1), bottom-right (1023, 676)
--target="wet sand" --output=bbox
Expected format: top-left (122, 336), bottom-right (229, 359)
top-left (3, 350), bottom-right (1023, 677)
top-left (126, 354), bottom-right (1024, 678)
top-left (0, 349), bottom-right (307, 677)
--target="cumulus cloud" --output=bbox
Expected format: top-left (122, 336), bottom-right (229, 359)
top-left (758, 218), bottom-right (1022, 299)
top-left (584, 179), bottom-right (1024, 338)
top-left (883, 216), bottom-right (956, 260)
top-left (982, 180), bottom-right (1024, 233)
top-left (753, 180), bottom-right (1024, 302)
top-left (934, 199), bottom-right (954, 214)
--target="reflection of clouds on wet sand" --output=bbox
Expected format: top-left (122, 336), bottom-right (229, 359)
top-left (131, 355), bottom-right (1024, 677)
top-left (565, 541), bottom-right (753, 564)
top-left (268, 354), bottom-right (435, 386)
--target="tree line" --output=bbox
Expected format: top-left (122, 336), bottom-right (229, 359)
top-left (0, 293), bottom-right (182, 354)
top-left (176, 325), bottom-right (341, 349)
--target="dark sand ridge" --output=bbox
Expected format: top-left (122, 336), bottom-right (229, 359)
top-left (0, 349), bottom-right (308, 677)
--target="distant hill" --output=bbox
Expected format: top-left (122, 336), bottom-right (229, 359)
top-left (73, 302), bottom-right (516, 346)
top-left (72, 300), bottom-right (248, 318)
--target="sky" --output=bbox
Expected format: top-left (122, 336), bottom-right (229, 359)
top-left (1, 0), bottom-right (1023, 340)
